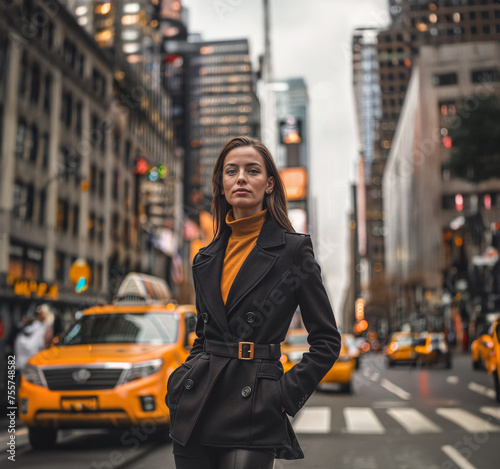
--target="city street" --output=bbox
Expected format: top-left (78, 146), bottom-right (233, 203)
top-left (3, 352), bottom-right (499, 469)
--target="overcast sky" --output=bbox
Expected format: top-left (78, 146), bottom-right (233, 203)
top-left (182, 0), bottom-right (389, 318)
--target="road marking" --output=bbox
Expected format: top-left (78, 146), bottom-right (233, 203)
top-left (480, 406), bottom-right (500, 420)
top-left (0, 427), bottom-right (28, 444)
top-left (380, 379), bottom-right (411, 400)
top-left (436, 408), bottom-right (500, 433)
top-left (446, 376), bottom-right (459, 384)
top-left (292, 407), bottom-right (331, 434)
top-left (387, 408), bottom-right (442, 434)
top-left (468, 382), bottom-right (495, 399)
top-left (344, 407), bottom-right (385, 434)
top-left (441, 445), bottom-right (477, 469)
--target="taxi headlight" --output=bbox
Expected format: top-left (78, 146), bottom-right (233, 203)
top-left (22, 364), bottom-right (46, 387)
top-left (122, 359), bottom-right (163, 384)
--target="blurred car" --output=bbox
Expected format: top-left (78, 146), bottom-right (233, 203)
top-left (383, 332), bottom-right (418, 367)
top-left (486, 319), bottom-right (500, 402)
top-left (18, 273), bottom-right (197, 449)
top-left (471, 333), bottom-right (494, 370)
top-left (414, 332), bottom-right (452, 369)
top-left (281, 329), bottom-right (355, 393)
top-left (343, 333), bottom-right (361, 369)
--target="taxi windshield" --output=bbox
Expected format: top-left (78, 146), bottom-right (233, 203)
top-left (61, 313), bottom-right (178, 345)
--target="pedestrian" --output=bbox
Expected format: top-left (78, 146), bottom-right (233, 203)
top-left (13, 304), bottom-right (51, 394)
top-left (166, 136), bottom-right (341, 468)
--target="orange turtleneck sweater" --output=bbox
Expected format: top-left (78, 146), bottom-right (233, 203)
top-left (220, 208), bottom-right (267, 305)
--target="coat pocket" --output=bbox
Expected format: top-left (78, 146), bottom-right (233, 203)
top-left (165, 354), bottom-right (204, 414)
top-left (251, 362), bottom-right (285, 445)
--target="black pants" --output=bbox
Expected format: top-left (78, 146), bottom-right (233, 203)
top-left (174, 448), bottom-right (276, 469)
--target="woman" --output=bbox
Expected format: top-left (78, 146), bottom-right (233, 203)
top-left (166, 136), bottom-right (341, 468)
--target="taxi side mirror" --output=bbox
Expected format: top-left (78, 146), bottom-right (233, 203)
top-left (50, 336), bottom-right (60, 346)
top-left (187, 331), bottom-right (197, 349)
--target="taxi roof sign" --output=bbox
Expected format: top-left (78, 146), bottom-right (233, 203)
top-left (115, 273), bottom-right (172, 304)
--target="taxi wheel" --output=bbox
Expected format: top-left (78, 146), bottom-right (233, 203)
top-left (342, 382), bottom-right (352, 394)
top-left (472, 359), bottom-right (481, 370)
top-left (28, 427), bottom-right (57, 450)
top-left (494, 372), bottom-right (500, 404)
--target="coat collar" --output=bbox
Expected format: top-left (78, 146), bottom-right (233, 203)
top-left (192, 213), bottom-right (286, 332)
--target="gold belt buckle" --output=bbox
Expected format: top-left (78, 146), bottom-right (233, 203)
top-left (238, 342), bottom-right (254, 360)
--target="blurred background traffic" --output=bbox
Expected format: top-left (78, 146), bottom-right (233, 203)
top-left (1, 0), bottom-right (500, 467)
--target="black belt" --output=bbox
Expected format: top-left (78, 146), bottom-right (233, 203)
top-left (204, 339), bottom-right (281, 361)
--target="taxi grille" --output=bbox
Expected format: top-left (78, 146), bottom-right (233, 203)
top-left (42, 368), bottom-right (124, 390)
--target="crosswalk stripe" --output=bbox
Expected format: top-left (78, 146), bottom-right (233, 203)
top-left (344, 407), bottom-right (385, 434)
top-left (380, 379), bottom-right (411, 400)
top-left (468, 382), bottom-right (495, 399)
top-left (387, 408), bottom-right (442, 434)
top-left (441, 445), bottom-right (477, 469)
top-left (480, 406), bottom-right (500, 420)
top-left (436, 408), bottom-right (500, 432)
top-left (292, 407), bottom-right (331, 434)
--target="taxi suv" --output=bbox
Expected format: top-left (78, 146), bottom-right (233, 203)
top-left (18, 274), bottom-right (196, 449)
top-left (486, 318), bottom-right (500, 402)
top-left (384, 332), bottom-right (418, 367)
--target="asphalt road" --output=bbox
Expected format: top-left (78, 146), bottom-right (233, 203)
top-left (2, 352), bottom-right (499, 469)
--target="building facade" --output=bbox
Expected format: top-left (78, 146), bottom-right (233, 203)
top-left (0, 0), bottom-right (176, 334)
top-left (383, 41), bottom-right (500, 332)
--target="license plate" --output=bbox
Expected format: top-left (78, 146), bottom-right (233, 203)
top-left (61, 397), bottom-right (98, 411)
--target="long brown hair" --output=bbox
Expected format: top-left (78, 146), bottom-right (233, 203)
top-left (211, 136), bottom-right (295, 240)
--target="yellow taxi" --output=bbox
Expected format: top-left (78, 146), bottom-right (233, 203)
top-left (18, 273), bottom-right (197, 449)
top-left (343, 333), bottom-right (361, 369)
top-left (414, 332), bottom-right (452, 369)
top-left (384, 332), bottom-right (418, 367)
top-left (471, 333), bottom-right (494, 370)
top-left (281, 329), bottom-right (355, 393)
top-left (486, 319), bottom-right (500, 402)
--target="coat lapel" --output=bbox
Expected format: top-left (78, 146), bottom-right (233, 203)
top-left (225, 214), bottom-right (286, 316)
top-left (192, 229), bottom-right (231, 333)
top-left (192, 214), bottom-right (287, 330)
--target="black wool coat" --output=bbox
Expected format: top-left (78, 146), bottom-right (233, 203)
top-left (165, 213), bottom-right (341, 460)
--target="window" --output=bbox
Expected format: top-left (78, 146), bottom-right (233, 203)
top-left (63, 39), bottom-right (76, 69)
top-left (38, 189), bottom-right (46, 226)
top-left (97, 217), bottom-right (104, 243)
top-left (481, 11), bottom-right (489, 19)
top-left (29, 124), bottom-right (38, 162)
top-left (112, 169), bottom-right (119, 201)
top-left (15, 119), bottom-right (27, 158)
top-left (76, 101), bottom-right (83, 134)
top-left (88, 212), bottom-right (96, 240)
top-left (78, 54), bottom-right (85, 79)
top-left (41, 133), bottom-right (49, 168)
top-left (433, 73), bottom-right (458, 86)
top-left (469, 12), bottom-right (476, 20)
top-left (99, 170), bottom-right (105, 198)
top-left (61, 91), bottom-right (73, 128)
top-left (56, 199), bottom-right (69, 232)
top-left (90, 164), bottom-right (97, 193)
top-left (114, 131), bottom-right (120, 155)
top-left (482, 25), bottom-right (490, 34)
top-left (125, 140), bottom-right (131, 167)
top-left (73, 205), bottom-right (79, 236)
top-left (55, 252), bottom-right (65, 283)
top-left (30, 62), bottom-right (41, 105)
top-left (472, 69), bottom-right (498, 83)
top-left (92, 68), bottom-right (106, 98)
top-left (13, 182), bottom-right (34, 220)
top-left (471, 26), bottom-right (477, 34)
top-left (43, 73), bottom-right (52, 115)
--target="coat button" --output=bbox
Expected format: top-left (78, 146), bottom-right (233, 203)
top-left (202, 312), bottom-right (209, 323)
top-left (245, 312), bottom-right (256, 323)
top-left (241, 386), bottom-right (252, 398)
top-left (185, 379), bottom-right (194, 390)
